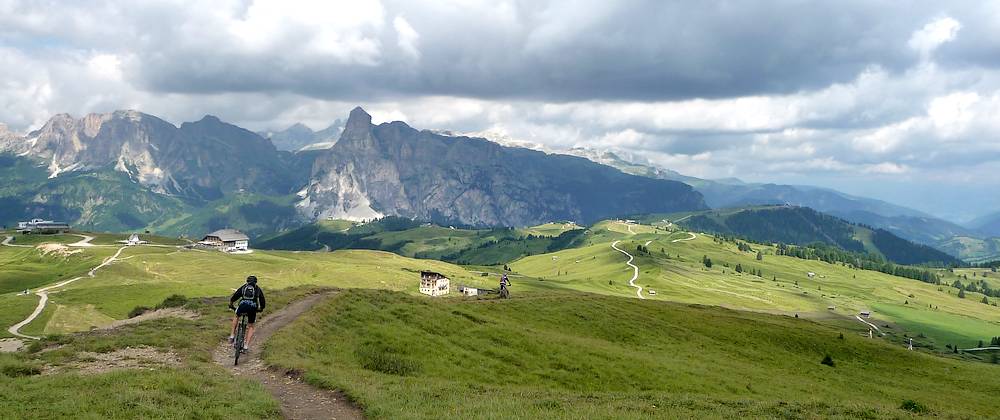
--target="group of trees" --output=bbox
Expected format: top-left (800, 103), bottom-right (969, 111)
top-left (774, 242), bottom-right (942, 285)
top-left (950, 279), bottom-right (1000, 298)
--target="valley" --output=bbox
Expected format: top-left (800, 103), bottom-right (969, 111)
top-left (1, 220), bottom-right (998, 418)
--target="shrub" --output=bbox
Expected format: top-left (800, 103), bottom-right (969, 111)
top-left (899, 399), bottom-right (929, 414)
top-left (820, 354), bottom-right (835, 367)
top-left (1, 361), bottom-right (41, 377)
top-left (156, 294), bottom-right (187, 309)
top-left (128, 306), bottom-right (151, 318)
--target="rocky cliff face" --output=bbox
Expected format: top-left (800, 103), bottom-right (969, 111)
top-left (300, 107), bottom-right (707, 226)
top-left (1, 111), bottom-right (294, 200)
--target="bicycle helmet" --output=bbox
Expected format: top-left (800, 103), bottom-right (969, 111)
top-left (246, 275), bottom-right (258, 285)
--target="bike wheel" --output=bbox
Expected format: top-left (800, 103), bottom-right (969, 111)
top-left (234, 316), bottom-right (247, 365)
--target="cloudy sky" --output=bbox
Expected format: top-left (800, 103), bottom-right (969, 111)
top-left (2, 0), bottom-right (1000, 221)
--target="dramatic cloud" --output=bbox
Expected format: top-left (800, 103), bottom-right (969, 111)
top-left (2, 0), bottom-right (1000, 219)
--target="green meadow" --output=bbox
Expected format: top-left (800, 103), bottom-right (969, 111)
top-left (265, 289), bottom-right (1000, 419)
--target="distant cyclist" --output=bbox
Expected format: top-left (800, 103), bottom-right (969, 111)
top-left (499, 273), bottom-right (510, 298)
top-left (228, 275), bottom-right (266, 352)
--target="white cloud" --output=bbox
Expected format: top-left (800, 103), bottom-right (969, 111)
top-left (908, 16), bottom-right (962, 60)
top-left (393, 16), bottom-right (420, 59)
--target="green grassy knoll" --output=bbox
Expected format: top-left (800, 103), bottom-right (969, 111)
top-left (1, 233), bottom-right (80, 246)
top-left (0, 244), bottom-right (115, 294)
top-left (519, 221), bottom-right (582, 237)
top-left (0, 294), bottom-right (41, 338)
top-left (511, 222), bottom-right (1000, 350)
top-left (29, 246), bottom-right (496, 333)
top-left (0, 287), bottom-right (325, 419)
top-left (266, 289), bottom-right (1000, 419)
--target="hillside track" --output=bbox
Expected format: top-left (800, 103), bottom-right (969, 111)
top-left (8, 246), bottom-right (128, 339)
top-left (672, 232), bottom-right (696, 243)
top-left (611, 240), bottom-right (644, 299)
top-left (212, 292), bottom-right (364, 420)
top-left (1, 235), bottom-right (31, 247)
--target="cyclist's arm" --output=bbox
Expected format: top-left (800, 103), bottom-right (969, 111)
top-left (228, 287), bottom-right (242, 308)
top-left (257, 287), bottom-right (266, 312)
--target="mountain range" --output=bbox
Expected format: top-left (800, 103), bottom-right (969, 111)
top-left (0, 107), bottom-right (705, 233)
top-left (1, 106), bottom-right (997, 262)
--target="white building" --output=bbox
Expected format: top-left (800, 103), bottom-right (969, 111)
top-left (420, 271), bottom-right (450, 296)
top-left (199, 229), bottom-right (250, 253)
top-left (459, 285), bottom-right (479, 296)
top-left (120, 233), bottom-right (148, 246)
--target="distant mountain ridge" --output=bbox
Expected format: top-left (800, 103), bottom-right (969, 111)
top-left (673, 206), bottom-right (962, 266)
top-left (298, 107), bottom-right (707, 226)
top-left (259, 120), bottom-right (343, 151)
top-left (0, 110), bottom-right (295, 200)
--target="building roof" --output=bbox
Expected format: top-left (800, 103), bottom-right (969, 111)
top-left (204, 229), bottom-right (249, 242)
top-left (421, 270), bottom-right (447, 278)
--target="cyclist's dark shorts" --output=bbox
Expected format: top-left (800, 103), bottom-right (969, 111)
top-left (236, 300), bottom-right (259, 323)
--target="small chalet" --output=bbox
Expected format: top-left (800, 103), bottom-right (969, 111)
top-left (419, 271), bottom-right (450, 296)
top-left (119, 233), bottom-right (148, 246)
top-left (199, 229), bottom-right (250, 253)
top-left (16, 219), bottom-right (71, 234)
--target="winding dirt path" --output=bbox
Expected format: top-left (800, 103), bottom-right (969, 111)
top-left (212, 292), bottom-right (363, 420)
top-left (672, 232), bottom-right (696, 243)
top-left (68, 234), bottom-right (96, 247)
top-left (1, 235), bottom-right (31, 248)
top-left (611, 240), bottom-right (644, 299)
top-left (8, 246), bottom-right (128, 340)
top-left (855, 315), bottom-right (884, 336)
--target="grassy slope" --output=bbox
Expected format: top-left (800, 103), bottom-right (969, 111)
top-left (266, 289), bottom-right (1000, 419)
top-left (0, 240), bottom-right (115, 294)
top-left (511, 223), bottom-right (1000, 349)
top-left (15, 241), bottom-right (494, 333)
top-left (0, 287), bottom-right (324, 419)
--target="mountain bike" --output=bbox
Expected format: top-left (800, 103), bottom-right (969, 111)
top-left (232, 311), bottom-right (249, 366)
top-left (499, 283), bottom-right (510, 299)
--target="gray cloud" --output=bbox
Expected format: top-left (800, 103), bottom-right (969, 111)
top-left (3, 0), bottom-right (1000, 220)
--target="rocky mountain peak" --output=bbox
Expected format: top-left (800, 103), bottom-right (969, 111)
top-left (345, 107), bottom-right (372, 130)
top-left (196, 115), bottom-right (222, 124)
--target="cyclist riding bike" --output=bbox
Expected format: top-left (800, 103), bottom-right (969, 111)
top-left (499, 273), bottom-right (510, 298)
top-left (229, 275), bottom-right (266, 352)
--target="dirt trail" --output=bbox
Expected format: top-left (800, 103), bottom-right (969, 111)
top-left (611, 240), bottom-right (644, 299)
top-left (672, 232), bottom-right (696, 243)
top-left (212, 292), bottom-right (363, 420)
top-left (2, 235), bottom-right (31, 247)
top-left (68, 234), bottom-right (96, 247)
top-left (8, 246), bottom-right (128, 340)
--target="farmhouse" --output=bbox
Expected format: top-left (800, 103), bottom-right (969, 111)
top-left (420, 271), bottom-right (450, 296)
top-left (199, 229), bottom-right (250, 252)
top-left (16, 219), bottom-right (71, 234)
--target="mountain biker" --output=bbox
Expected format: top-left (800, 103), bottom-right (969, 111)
top-left (229, 275), bottom-right (266, 352)
top-left (499, 273), bottom-right (510, 298)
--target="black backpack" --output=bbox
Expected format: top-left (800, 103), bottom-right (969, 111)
top-left (241, 284), bottom-right (256, 301)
